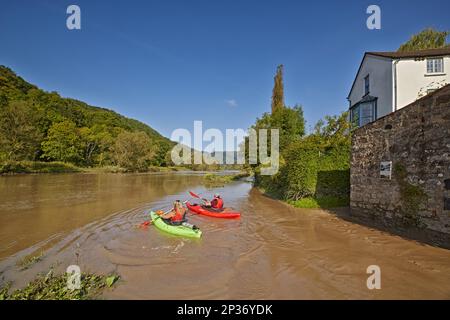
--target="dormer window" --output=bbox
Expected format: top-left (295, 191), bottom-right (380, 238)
top-left (426, 58), bottom-right (443, 74)
top-left (364, 75), bottom-right (370, 95)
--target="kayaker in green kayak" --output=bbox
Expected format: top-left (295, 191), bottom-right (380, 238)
top-left (158, 200), bottom-right (199, 231)
top-left (159, 200), bottom-right (187, 224)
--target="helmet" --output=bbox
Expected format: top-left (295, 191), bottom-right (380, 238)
top-left (214, 193), bottom-right (221, 198)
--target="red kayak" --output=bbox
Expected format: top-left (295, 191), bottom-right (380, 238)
top-left (186, 202), bottom-right (241, 219)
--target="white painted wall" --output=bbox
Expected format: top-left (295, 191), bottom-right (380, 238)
top-left (395, 56), bottom-right (450, 110)
top-left (348, 55), bottom-right (393, 118)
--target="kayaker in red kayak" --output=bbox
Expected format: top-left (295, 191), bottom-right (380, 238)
top-left (203, 193), bottom-right (224, 210)
top-left (160, 200), bottom-right (187, 225)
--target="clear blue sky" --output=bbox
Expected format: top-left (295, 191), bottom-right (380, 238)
top-left (1, 0), bottom-right (449, 150)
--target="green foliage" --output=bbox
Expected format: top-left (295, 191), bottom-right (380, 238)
top-left (0, 101), bottom-right (43, 161)
top-left (393, 163), bottom-right (427, 226)
top-left (16, 251), bottom-right (44, 271)
top-left (0, 270), bottom-right (120, 300)
top-left (113, 131), bottom-right (155, 171)
top-left (288, 196), bottom-right (349, 209)
top-left (105, 275), bottom-right (119, 288)
top-left (253, 111), bottom-right (351, 207)
top-left (0, 65), bottom-right (174, 169)
top-left (79, 125), bottom-right (113, 167)
top-left (0, 161), bottom-right (81, 174)
top-left (41, 120), bottom-right (83, 163)
top-left (247, 104), bottom-right (305, 162)
top-left (398, 28), bottom-right (449, 52)
top-left (271, 105), bottom-right (305, 150)
top-left (271, 65), bottom-right (285, 113)
top-left (203, 172), bottom-right (249, 187)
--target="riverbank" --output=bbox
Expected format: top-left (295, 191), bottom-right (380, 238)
top-left (203, 172), bottom-right (251, 187)
top-left (287, 196), bottom-right (349, 209)
top-left (0, 270), bottom-right (119, 300)
top-left (257, 187), bottom-right (349, 209)
top-left (0, 160), bottom-right (193, 175)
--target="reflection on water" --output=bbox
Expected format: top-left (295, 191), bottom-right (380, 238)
top-left (0, 173), bottom-right (449, 299)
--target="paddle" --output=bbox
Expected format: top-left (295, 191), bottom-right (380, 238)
top-left (140, 192), bottom-right (203, 229)
top-left (188, 190), bottom-right (230, 214)
top-left (189, 191), bottom-right (209, 204)
top-left (149, 205), bottom-right (199, 231)
top-left (146, 200), bottom-right (191, 224)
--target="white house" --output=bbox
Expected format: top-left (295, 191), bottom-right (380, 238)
top-left (348, 48), bottom-right (450, 127)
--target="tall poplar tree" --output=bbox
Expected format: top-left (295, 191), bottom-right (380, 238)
top-left (271, 65), bottom-right (285, 113)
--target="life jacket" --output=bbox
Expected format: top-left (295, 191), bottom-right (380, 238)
top-left (171, 206), bottom-right (184, 222)
top-left (211, 197), bottom-right (224, 209)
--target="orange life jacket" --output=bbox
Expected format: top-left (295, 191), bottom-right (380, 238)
top-left (211, 197), bottom-right (224, 209)
top-left (171, 206), bottom-right (184, 222)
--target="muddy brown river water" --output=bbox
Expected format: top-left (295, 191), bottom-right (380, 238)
top-left (0, 172), bottom-right (449, 299)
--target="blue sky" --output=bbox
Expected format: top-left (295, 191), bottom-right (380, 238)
top-left (1, 0), bottom-right (449, 150)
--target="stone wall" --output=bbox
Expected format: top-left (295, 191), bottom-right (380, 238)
top-left (350, 84), bottom-right (450, 246)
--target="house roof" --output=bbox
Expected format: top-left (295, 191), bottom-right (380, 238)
top-left (347, 48), bottom-right (450, 100)
top-left (349, 95), bottom-right (377, 109)
top-left (367, 47), bottom-right (450, 59)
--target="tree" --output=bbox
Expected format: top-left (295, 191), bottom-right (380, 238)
top-left (271, 65), bottom-right (285, 113)
top-left (398, 28), bottom-right (449, 52)
top-left (113, 131), bottom-right (155, 171)
top-left (312, 112), bottom-right (351, 147)
top-left (0, 101), bottom-right (43, 161)
top-left (79, 125), bottom-right (113, 166)
top-left (41, 120), bottom-right (82, 163)
top-left (0, 65), bottom-right (174, 169)
top-left (271, 105), bottom-right (305, 150)
top-left (263, 111), bottom-right (351, 200)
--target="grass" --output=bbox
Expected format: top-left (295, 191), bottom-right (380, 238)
top-left (0, 270), bottom-right (120, 300)
top-left (203, 172), bottom-right (250, 187)
top-left (0, 161), bottom-right (197, 175)
top-left (287, 196), bottom-right (349, 209)
top-left (0, 161), bottom-right (81, 174)
top-left (16, 252), bottom-right (44, 271)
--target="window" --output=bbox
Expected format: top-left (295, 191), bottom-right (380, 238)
top-left (350, 106), bottom-right (360, 127)
top-left (350, 100), bottom-right (377, 127)
top-left (426, 58), bottom-right (444, 74)
top-left (364, 75), bottom-right (370, 95)
top-left (360, 102), bottom-right (375, 126)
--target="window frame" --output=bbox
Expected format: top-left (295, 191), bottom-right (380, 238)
top-left (364, 74), bottom-right (370, 95)
top-left (350, 99), bottom-right (377, 128)
top-left (426, 57), bottom-right (444, 74)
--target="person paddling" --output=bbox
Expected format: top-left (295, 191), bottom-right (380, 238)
top-left (160, 200), bottom-right (187, 225)
top-left (203, 193), bottom-right (224, 210)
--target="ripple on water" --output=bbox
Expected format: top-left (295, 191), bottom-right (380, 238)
top-left (1, 176), bottom-right (450, 299)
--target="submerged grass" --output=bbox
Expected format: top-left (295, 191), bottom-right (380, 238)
top-left (0, 270), bottom-right (120, 300)
top-left (287, 196), bottom-right (349, 209)
top-left (203, 172), bottom-right (250, 187)
top-left (16, 251), bottom-right (44, 270)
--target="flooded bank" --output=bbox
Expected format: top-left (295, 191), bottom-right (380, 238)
top-left (0, 173), bottom-right (449, 299)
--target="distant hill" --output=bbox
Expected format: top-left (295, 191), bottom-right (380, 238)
top-left (0, 66), bottom-right (174, 168)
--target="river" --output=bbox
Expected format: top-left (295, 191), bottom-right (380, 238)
top-left (0, 172), bottom-right (449, 299)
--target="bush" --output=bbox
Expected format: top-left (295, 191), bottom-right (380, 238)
top-left (253, 112), bottom-right (351, 206)
top-left (288, 196), bottom-right (350, 209)
top-left (0, 161), bottom-right (80, 174)
top-left (0, 270), bottom-right (119, 300)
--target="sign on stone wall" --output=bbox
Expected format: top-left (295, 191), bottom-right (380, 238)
top-left (380, 161), bottom-right (392, 179)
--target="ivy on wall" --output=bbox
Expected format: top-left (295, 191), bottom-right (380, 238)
top-left (393, 163), bottom-right (428, 227)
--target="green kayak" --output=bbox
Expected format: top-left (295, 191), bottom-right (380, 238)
top-left (149, 211), bottom-right (202, 238)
